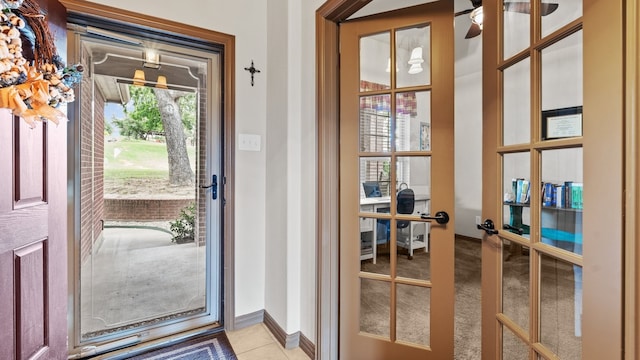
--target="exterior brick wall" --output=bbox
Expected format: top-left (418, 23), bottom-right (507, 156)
top-left (103, 198), bottom-right (194, 221)
top-left (197, 79), bottom-right (207, 245)
top-left (79, 47), bottom-right (105, 263)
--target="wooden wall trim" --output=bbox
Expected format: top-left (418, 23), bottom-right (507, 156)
top-left (315, 13), bottom-right (339, 360)
top-left (317, 0), bottom-right (372, 22)
top-left (626, 0), bottom-right (639, 358)
top-left (59, 0), bottom-right (237, 332)
top-left (59, 0), bottom-right (233, 45)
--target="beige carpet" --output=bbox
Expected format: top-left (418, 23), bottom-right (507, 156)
top-left (360, 237), bottom-right (582, 359)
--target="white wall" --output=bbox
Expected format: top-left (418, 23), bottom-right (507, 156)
top-left (265, 0), bottom-right (290, 331)
top-left (263, 0), bottom-right (320, 339)
top-left (454, 1), bottom-right (483, 238)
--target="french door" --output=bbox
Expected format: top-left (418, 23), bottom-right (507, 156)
top-left (339, 2), bottom-right (455, 359)
top-left (66, 24), bottom-right (224, 357)
top-left (480, 0), bottom-right (623, 359)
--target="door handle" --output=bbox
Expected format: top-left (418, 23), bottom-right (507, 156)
top-left (477, 219), bottom-right (499, 235)
top-left (420, 211), bottom-right (450, 225)
top-left (199, 174), bottom-right (218, 200)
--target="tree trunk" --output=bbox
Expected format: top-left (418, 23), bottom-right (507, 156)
top-left (154, 89), bottom-right (194, 186)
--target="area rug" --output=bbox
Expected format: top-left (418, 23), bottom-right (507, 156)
top-left (129, 332), bottom-right (237, 360)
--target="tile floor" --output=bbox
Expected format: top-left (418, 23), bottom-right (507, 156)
top-left (226, 323), bottom-right (311, 360)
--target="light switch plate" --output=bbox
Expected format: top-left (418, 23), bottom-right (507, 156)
top-left (239, 133), bottom-right (261, 151)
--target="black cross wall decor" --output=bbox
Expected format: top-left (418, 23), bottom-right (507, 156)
top-left (244, 60), bottom-right (261, 86)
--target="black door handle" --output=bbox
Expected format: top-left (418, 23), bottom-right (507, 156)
top-left (199, 174), bottom-right (218, 200)
top-left (477, 219), bottom-right (499, 235)
top-left (420, 211), bottom-right (450, 225)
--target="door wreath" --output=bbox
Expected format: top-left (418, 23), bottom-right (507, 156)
top-left (0, 0), bottom-right (83, 126)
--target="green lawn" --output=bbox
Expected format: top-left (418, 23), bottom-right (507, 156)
top-left (105, 139), bottom-right (195, 178)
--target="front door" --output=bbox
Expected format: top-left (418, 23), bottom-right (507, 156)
top-left (339, 2), bottom-right (455, 358)
top-left (480, 0), bottom-right (624, 358)
top-left (0, 0), bottom-right (68, 358)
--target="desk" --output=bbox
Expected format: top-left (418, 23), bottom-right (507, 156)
top-left (360, 194), bottom-right (430, 263)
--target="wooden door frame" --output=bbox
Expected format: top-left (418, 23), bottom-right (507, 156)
top-left (59, 0), bottom-right (237, 336)
top-left (317, 1), bottom-right (639, 359)
top-left (625, 1), bottom-right (640, 359)
top-left (316, 1), bottom-right (371, 359)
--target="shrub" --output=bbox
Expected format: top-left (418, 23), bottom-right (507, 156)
top-left (170, 203), bottom-right (195, 243)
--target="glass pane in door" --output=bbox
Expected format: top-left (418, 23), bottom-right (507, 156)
top-left (396, 156), bottom-right (431, 280)
top-left (396, 25), bottom-right (431, 88)
top-left (396, 91), bottom-right (430, 152)
top-left (541, 148), bottom-right (583, 255)
top-left (540, 254), bottom-right (582, 359)
top-left (502, 241), bottom-right (530, 332)
top-left (361, 32), bottom-right (391, 91)
top-left (502, 326), bottom-right (529, 358)
top-left (360, 94), bottom-right (391, 152)
top-left (396, 284), bottom-right (430, 347)
top-left (503, 152), bottom-right (531, 235)
top-left (503, 0), bottom-right (530, 59)
top-left (541, 0), bottom-right (582, 38)
top-left (541, 31), bottom-right (583, 113)
top-left (77, 37), bottom-right (214, 340)
top-left (503, 58), bottom-right (531, 146)
top-left (361, 278), bottom-right (391, 338)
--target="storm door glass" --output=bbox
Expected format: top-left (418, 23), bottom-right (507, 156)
top-left (70, 29), bottom-right (222, 352)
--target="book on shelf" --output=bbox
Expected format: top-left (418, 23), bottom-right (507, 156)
top-left (542, 182), bottom-right (554, 206)
top-left (571, 182), bottom-right (583, 209)
top-left (509, 178), bottom-right (530, 204)
top-left (540, 181), bottom-right (583, 209)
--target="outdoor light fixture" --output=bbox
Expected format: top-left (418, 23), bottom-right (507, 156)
top-left (407, 47), bottom-right (424, 74)
top-left (156, 75), bottom-right (168, 89)
top-left (143, 50), bottom-right (161, 69)
top-left (132, 69), bottom-right (145, 86)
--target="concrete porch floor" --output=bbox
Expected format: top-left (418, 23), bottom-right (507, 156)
top-left (80, 226), bottom-right (207, 338)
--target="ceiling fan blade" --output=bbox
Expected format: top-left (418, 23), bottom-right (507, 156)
top-left (503, 2), bottom-right (559, 16)
top-left (455, 8), bottom-right (473, 17)
top-left (465, 23), bottom-right (482, 39)
top-left (540, 3), bottom-right (559, 16)
top-left (503, 2), bottom-right (531, 14)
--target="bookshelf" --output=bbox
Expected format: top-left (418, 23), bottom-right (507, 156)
top-left (504, 200), bottom-right (583, 255)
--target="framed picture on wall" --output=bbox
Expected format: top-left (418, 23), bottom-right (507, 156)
top-left (541, 106), bottom-right (583, 140)
top-left (420, 122), bottom-right (430, 150)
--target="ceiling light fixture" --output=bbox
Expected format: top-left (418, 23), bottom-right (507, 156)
top-left (407, 47), bottom-right (424, 75)
top-left (470, 6), bottom-right (484, 28)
